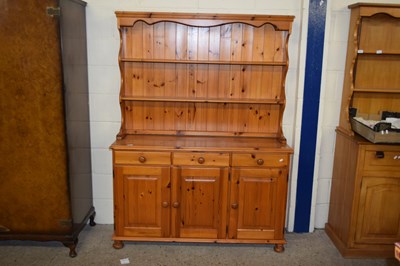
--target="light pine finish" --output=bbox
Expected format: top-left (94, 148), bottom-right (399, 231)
top-left (111, 12), bottom-right (294, 251)
top-left (113, 166), bottom-right (171, 239)
top-left (116, 13), bottom-right (292, 141)
top-left (172, 167), bottom-right (228, 239)
top-left (326, 3), bottom-right (400, 258)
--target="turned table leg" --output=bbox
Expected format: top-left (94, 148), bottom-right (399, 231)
top-left (63, 238), bottom-right (78, 257)
top-left (89, 212), bottom-right (96, 226)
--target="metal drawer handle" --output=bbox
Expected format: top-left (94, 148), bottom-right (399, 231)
top-left (256, 159), bottom-right (264, 165)
top-left (138, 156), bottom-right (147, 163)
top-left (197, 157), bottom-right (205, 164)
top-left (375, 151), bottom-right (384, 159)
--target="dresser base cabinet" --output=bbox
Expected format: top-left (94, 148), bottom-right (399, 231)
top-left (325, 132), bottom-right (400, 258)
top-left (111, 137), bottom-right (292, 251)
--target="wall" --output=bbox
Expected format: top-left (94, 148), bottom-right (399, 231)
top-left (84, 0), bottom-right (400, 229)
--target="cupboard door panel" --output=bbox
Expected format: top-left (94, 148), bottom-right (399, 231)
top-left (171, 167), bottom-right (228, 239)
top-left (355, 176), bottom-right (400, 244)
top-left (229, 168), bottom-right (287, 240)
top-left (114, 166), bottom-right (170, 238)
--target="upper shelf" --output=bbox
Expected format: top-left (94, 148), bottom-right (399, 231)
top-left (116, 12), bottom-right (294, 31)
top-left (120, 58), bottom-right (287, 66)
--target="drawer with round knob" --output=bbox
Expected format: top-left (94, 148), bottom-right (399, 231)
top-left (173, 152), bottom-right (229, 166)
top-left (113, 151), bottom-right (171, 165)
top-left (363, 149), bottom-right (400, 171)
top-left (232, 153), bottom-right (288, 167)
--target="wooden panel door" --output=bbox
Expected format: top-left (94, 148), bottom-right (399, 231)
top-left (114, 166), bottom-right (170, 238)
top-left (229, 168), bottom-right (288, 240)
top-left (355, 176), bottom-right (400, 244)
top-left (171, 167), bottom-right (228, 239)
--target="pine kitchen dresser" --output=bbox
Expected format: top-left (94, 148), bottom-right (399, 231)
top-left (110, 12), bottom-right (294, 252)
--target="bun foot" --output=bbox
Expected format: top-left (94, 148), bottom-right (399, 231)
top-left (113, 240), bottom-right (124, 249)
top-left (274, 244), bottom-right (285, 253)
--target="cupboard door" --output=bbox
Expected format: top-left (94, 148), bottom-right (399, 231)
top-left (114, 166), bottom-right (170, 238)
top-left (171, 167), bottom-right (228, 239)
top-left (229, 168), bottom-right (288, 240)
top-left (355, 176), bottom-right (400, 244)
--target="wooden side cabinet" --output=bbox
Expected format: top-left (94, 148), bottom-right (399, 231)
top-left (326, 3), bottom-right (400, 258)
top-left (326, 132), bottom-right (400, 258)
top-left (111, 12), bottom-right (294, 251)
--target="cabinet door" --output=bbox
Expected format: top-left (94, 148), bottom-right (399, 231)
top-left (171, 167), bottom-right (228, 239)
top-left (355, 176), bottom-right (400, 244)
top-left (229, 168), bottom-right (288, 240)
top-left (114, 166), bottom-right (170, 238)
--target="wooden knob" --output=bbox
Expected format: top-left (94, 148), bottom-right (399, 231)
top-left (231, 203), bottom-right (238, 209)
top-left (138, 156), bottom-right (146, 163)
top-left (162, 202), bottom-right (169, 208)
top-left (197, 157), bottom-right (205, 164)
top-left (256, 159), bottom-right (264, 165)
top-left (173, 202), bottom-right (180, 208)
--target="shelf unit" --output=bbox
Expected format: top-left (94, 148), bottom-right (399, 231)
top-left (338, 4), bottom-right (400, 135)
top-left (326, 3), bottom-right (400, 258)
top-left (111, 12), bottom-right (294, 252)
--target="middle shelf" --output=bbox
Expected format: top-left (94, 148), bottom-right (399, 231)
top-left (120, 96), bottom-right (284, 104)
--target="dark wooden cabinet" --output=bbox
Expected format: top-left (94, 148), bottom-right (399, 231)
top-left (0, 0), bottom-right (94, 257)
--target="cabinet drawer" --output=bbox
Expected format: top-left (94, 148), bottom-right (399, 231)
top-left (173, 152), bottom-right (229, 166)
top-left (364, 149), bottom-right (400, 171)
top-left (114, 151), bottom-right (171, 165)
top-left (232, 153), bottom-right (288, 167)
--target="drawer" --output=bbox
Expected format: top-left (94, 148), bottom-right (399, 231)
top-left (173, 152), bottom-right (229, 166)
top-left (232, 153), bottom-right (288, 167)
top-left (364, 149), bottom-right (400, 171)
top-left (114, 151), bottom-right (171, 165)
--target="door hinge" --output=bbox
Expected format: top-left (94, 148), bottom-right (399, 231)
top-left (47, 7), bottom-right (60, 17)
top-left (59, 219), bottom-right (72, 227)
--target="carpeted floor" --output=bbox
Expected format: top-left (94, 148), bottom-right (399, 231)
top-left (0, 225), bottom-right (397, 266)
